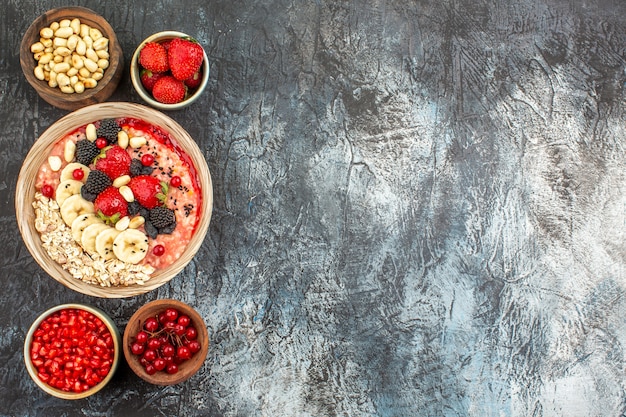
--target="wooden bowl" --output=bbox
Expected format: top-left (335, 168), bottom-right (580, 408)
top-left (24, 303), bottom-right (121, 399)
top-left (15, 102), bottom-right (213, 298)
top-left (123, 299), bottom-right (209, 385)
top-left (130, 31), bottom-right (210, 110)
top-left (20, 7), bottom-right (123, 111)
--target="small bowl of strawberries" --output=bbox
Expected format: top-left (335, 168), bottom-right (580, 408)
top-left (130, 31), bottom-right (209, 110)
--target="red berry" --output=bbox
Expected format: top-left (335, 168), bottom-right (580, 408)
top-left (176, 346), bottom-right (192, 360)
top-left (72, 168), bottom-right (85, 180)
top-left (164, 308), bottom-right (179, 322)
top-left (177, 315), bottom-right (191, 328)
top-left (142, 349), bottom-right (157, 362)
top-left (168, 37), bottom-right (204, 81)
top-left (158, 312), bottom-right (168, 324)
top-left (153, 357), bottom-right (167, 371)
top-left (152, 244), bottom-right (165, 256)
top-left (41, 184), bottom-right (54, 198)
top-left (187, 340), bottom-right (201, 353)
top-left (166, 363), bottom-right (179, 374)
top-left (152, 75), bottom-right (186, 104)
top-left (135, 331), bottom-right (149, 344)
top-left (143, 317), bottom-right (159, 332)
top-left (145, 364), bottom-right (157, 375)
top-left (174, 323), bottom-right (186, 336)
top-left (128, 175), bottom-right (165, 209)
top-left (96, 137), bottom-right (108, 149)
top-left (139, 69), bottom-right (165, 92)
top-left (185, 326), bottom-right (198, 340)
top-left (147, 337), bottom-right (161, 350)
top-left (139, 42), bottom-right (169, 73)
top-left (161, 343), bottom-right (175, 357)
top-left (141, 153), bottom-right (155, 166)
top-left (130, 342), bottom-right (145, 355)
top-left (184, 69), bottom-right (202, 89)
top-left (170, 175), bottom-right (182, 188)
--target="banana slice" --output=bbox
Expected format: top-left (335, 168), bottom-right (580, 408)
top-left (55, 179), bottom-right (83, 207)
top-left (60, 162), bottom-right (91, 182)
top-left (81, 223), bottom-right (110, 254)
top-left (71, 213), bottom-right (102, 243)
top-left (60, 194), bottom-right (95, 226)
top-left (95, 227), bottom-right (121, 260)
top-left (112, 229), bottom-right (149, 264)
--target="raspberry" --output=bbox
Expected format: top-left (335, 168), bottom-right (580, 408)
top-left (96, 119), bottom-right (121, 143)
top-left (75, 139), bottom-right (100, 166)
top-left (83, 170), bottom-right (112, 195)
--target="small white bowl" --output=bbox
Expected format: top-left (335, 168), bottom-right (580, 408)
top-left (24, 303), bottom-right (121, 399)
top-left (130, 31), bottom-right (210, 111)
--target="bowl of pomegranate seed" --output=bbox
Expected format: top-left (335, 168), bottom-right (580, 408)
top-left (123, 299), bottom-right (209, 385)
top-left (24, 303), bottom-right (121, 399)
top-left (130, 31), bottom-right (209, 110)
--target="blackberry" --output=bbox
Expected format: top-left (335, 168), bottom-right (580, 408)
top-left (81, 187), bottom-right (98, 202)
top-left (144, 221), bottom-right (158, 239)
top-left (130, 159), bottom-right (154, 176)
top-left (159, 220), bottom-right (177, 235)
top-left (75, 139), bottom-right (100, 166)
top-left (96, 119), bottom-right (121, 143)
top-left (83, 169), bottom-right (112, 195)
top-left (127, 201), bottom-right (142, 216)
top-left (149, 207), bottom-right (176, 229)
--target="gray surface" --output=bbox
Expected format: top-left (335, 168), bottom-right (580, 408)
top-left (1, 0), bottom-right (625, 416)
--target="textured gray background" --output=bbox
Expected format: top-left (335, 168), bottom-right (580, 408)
top-left (1, 0), bottom-right (625, 416)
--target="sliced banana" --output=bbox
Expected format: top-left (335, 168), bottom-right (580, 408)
top-left (112, 229), bottom-right (149, 264)
top-left (81, 223), bottom-right (110, 254)
top-left (55, 179), bottom-right (83, 207)
top-left (60, 162), bottom-right (91, 182)
top-left (71, 213), bottom-right (102, 243)
top-left (95, 227), bottom-right (120, 260)
top-left (60, 194), bottom-right (94, 226)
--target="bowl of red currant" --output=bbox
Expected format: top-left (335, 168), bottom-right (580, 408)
top-left (24, 303), bottom-right (121, 399)
top-left (123, 299), bottom-right (208, 385)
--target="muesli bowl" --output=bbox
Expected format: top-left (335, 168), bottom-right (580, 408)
top-left (15, 102), bottom-right (212, 298)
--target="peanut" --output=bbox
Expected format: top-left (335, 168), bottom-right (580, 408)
top-left (30, 19), bottom-right (111, 94)
top-left (86, 123), bottom-right (97, 141)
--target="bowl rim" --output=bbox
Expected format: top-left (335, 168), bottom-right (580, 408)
top-left (15, 102), bottom-right (213, 298)
top-left (122, 299), bottom-right (209, 385)
top-left (130, 30), bottom-right (210, 110)
top-left (23, 303), bottom-right (121, 399)
top-left (19, 6), bottom-right (124, 111)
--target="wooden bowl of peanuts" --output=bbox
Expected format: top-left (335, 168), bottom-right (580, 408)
top-left (20, 7), bottom-right (123, 111)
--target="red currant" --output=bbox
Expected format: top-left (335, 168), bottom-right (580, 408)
top-left (187, 340), bottom-right (201, 353)
top-left (158, 311), bottom-right (168, 324)
top-left (130, 342), bottom-right (145, 355)
top-left (166, 363), bottom-right (179, 374)
top-left (176, 346), bottom-right (192, 360)
top-left (164, 308), bottom-right (179, 322)
top-left (142, 349), bottom-right (157, 362)
top-left (141, 154), bottom-right (155, 166)
top-left (153, 357), bottom-right (166, 371)
top-left (143, 317), bottom-right (159, 333)
top-left (170, 175), bottom-right (182, 188)
top-left (174, 323), bottom-right (186, 336)
top-left (41, 184), bottom-right (54, 198)
top-left (177, 315), bottom-right (191, 328)
top-left (147, 338), bottom-right (162, 350)
top-left (145, 364), bottom-right (157, 375)
top-left (161, 343), bottom-right (175, 357)
top-left (95, 137), bottom-right (108, 149)
top-left (135, 331), bottom-right (149, 344)
top-left (185, 326), bottom-right (198, 340)
top-left (72, 168), bottom-right (85, 180)
top-left (152, 245), bottom-right (165, 256)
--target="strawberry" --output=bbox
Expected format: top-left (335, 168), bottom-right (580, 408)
top-left (94, 186), bottom-right (128, 221)
top-left (139, 42), bottom-right (169, 73)
top-left (152, 76), bottom-right (186, 104)
top-left (168, 37), bottom-right (204, 81)
top-left (140, 69), bottom-right (165, 92)
top-left (128, 175), bottom-right (167, 209)
top-left (184, 69), bottom-right (202, 89)
top-left (95, 145), bottom-right (132, 180)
